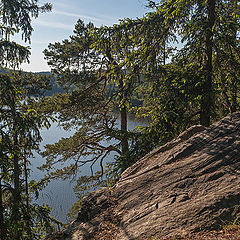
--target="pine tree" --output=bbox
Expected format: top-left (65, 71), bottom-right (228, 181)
top-left (0, 1), bottom-right (62, 239)
top-left (42, 0), bottom-right (240, 219)
top-left (95, 0), bottom-right (240, 157)
top-left (42, 19), bottom-right (142, 180)
top-left (113, 0), bottom-right (240, 131)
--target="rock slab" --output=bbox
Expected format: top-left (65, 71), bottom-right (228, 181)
top-left (47, 113), bottom-right (240, 240)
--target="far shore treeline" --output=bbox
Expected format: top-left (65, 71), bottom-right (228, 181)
top-left (1, 0), bottom-right (240, 239)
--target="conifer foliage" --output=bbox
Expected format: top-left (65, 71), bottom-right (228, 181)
top-left (116, 0), bottom-right (240, 145)
top-left (0, 1), bottom-right (61, 240)
top-left (43, 19), bottom-right (139, 178)
top-left (2, 0), bottom-right (240, 237)
top-left (42, 0), bottom-right (240, 209)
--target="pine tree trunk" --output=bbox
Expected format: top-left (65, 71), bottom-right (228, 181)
top-left (231, 89), bottom-right (237, 113)
top-left (0, 177), bottom-right (5, 240)
top-left (200, 0), bottom-right (216, 126)
top-left (24, 156), bottom-right (32, 237)
top-left (120, 106), bottom-right (129, 154)
top-left (105, 48), bottom-right (129, 166)
top-left (119, 78), bottom-right (129, 165)
top-left (231, 0), bottom-right (238, 113)
top-left (13, 133), bottom-right (21, 240)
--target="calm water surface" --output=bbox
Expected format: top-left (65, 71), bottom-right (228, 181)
top-left (31, 116), bottom-right (148, 223)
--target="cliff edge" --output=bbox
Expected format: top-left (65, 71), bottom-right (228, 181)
top-left (47, 113), bottom-right (240, 240)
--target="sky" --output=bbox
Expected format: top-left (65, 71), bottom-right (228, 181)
top-left (16, 0), bottom-right (149, 72)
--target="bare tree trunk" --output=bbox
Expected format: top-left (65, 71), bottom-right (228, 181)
top-left (200, 0), bottom-right (216, 126)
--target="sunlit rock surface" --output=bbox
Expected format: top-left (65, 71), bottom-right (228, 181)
top-left (46, 113), bottom-right (240, 240)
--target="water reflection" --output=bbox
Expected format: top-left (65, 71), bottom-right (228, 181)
top-left (31, 115), bottom-right (148, 223)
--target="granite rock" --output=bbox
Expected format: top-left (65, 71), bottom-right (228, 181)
top-left (46, 113), bottom-right (240, 240)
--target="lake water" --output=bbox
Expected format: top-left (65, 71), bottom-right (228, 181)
top-left (31, 115), bottom-right (148, 223)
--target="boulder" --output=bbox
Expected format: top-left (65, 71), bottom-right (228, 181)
top-left (47, 113), bottom-right (240, 239)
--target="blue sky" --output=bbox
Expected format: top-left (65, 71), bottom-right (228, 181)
top-left (17, 0), bottom-right (149, 72)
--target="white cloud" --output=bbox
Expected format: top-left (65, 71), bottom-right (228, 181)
top-left (52, 10), bottom-right (117, 25)
top-left (33, 19), bottom-right (74, 30)
top-left (32, 10), bottom-right (119, 31)
top-left (54, 10), bottom-right (100, 22)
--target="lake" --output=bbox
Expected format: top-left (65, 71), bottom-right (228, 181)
top-left (31, 115), bottom-right (148, 223)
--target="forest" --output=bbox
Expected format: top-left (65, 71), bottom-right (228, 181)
top-left (0, 0), bottom-right (240, 239)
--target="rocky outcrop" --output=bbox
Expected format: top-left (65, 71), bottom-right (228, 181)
top-left (47, 113), bottom-right (240, 240)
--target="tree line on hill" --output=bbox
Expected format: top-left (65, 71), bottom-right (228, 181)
top-left (1, 0), bottom-right (240, 239)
